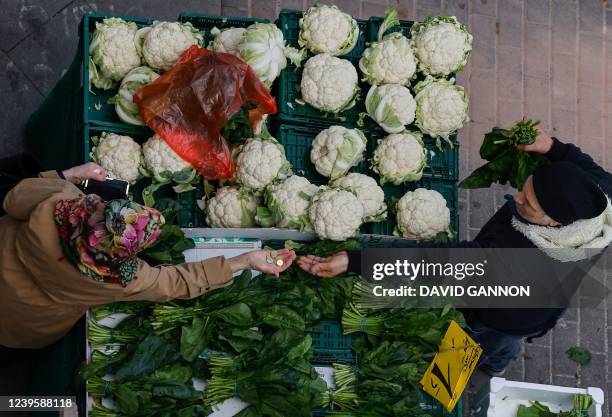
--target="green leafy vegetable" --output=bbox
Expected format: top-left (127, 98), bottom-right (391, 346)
top-left (566, 347), bottom-right (592, 366)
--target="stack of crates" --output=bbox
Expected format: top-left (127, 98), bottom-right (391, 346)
top-left (272, 9), bottom-right (460, 240)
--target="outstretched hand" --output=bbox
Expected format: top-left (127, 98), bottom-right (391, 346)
top-left (297, 251), bottom-right (349, 278)
top-left (247, 249), bottom-right (296, 277)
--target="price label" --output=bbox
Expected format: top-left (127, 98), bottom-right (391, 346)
top-left (419, 320), bottom-right (482, 412)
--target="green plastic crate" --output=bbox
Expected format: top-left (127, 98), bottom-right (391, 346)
top-left (275, 123), bottom-right (371, 186)
top-left (82, 13), bottom-right (157, 133)
top-left (178, 12), bottom-right (268, 44)
top-left (84, 125), bottom-right (206, 228)
top-left (367, 15), bottom-right (414, 42)
top-left (370, 178), bottom-right (460, 240)
top-left (276, 9), bottom-right (370, 128)
top-left (310, 320), bottom-right (359, 365)
top-left (368, 127), bottom-right (459, 181)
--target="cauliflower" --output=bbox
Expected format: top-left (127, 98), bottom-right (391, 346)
top-left (414, 77), bottom-right (469, 146)
top-left (298, 4), bottom-right (359, 56)
top-left (89, 18), bottom-right (142, 90)
top-left (235, 137), bottom-right (291, 191)
top-left (255, 175), bottom-right (319, 230)
top-left (359, 10), bottom-right (416, 85)
top-left (206, 187), bottom-right (259, 228)
top-left (238, 23), bottom-right (305, 86)
top-left (309, 187), bottom-right (364, 241)
top-left (300, 53), bottom-right (359, 113)
top-left (137, 21), bottom-right (204, 71)
top-left (140, 134), bottom-right (198, 205)
top-left (209, 26), bottom-right (246, 56)
top-left (371, 131), bottom-right (427, 185)
top-left (109, 66), bottom-right (159, 125)
top-left (365, 84), bottom-right (416, 134)
top-left (395, 188), bottom-right (450, 240)
top-left (310, 125), bottom-right (367, 179)
top-left (410, 16), bottom-right (473, 77)
top-left (91, 132), bottom-right (142, 184)
top-left (331, 173), bottom-right (387, 223)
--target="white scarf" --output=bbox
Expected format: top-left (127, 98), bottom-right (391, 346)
top-left (511, 198), bottom-right (612, 262)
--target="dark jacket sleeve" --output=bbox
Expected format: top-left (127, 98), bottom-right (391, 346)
top-left (547, 138), bottom-right (612, 197)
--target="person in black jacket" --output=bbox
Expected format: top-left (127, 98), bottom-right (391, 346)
top-left (297, 129), bottom-right (612, 375)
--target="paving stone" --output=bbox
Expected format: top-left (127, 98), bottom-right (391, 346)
top-left (505, 355), bottom-right (525, 381)
top-left (0, 0), bottom-right (49, 53)
top-left (221, 0), bottom-right (250, 17)
top-left (458, 194), bottom-right (469, 240)
top-left (41, 0), bottom-right (74, 17)
top-left (524, 344), bottom-right (552, 384)
top-left (579, 353), bottom-right (607, 391)
top-left (469, 0), bottom-right (495, 17)
top-left (469, 187), bottom-right (495, 229)
top-left (524, 23), bottom-right (550, 78)
top-left (497, 46), bottom-right (523, 100)
top-left (8, 0), bottom-right (90, 96)
top-left (331, 0), bottom-right (361, 17)
top-left (496, 98), bottom-right (523, 126)
top-left (468, 14), bottom-right (496, 69)
top-left (88, 0), bottom-right (223, 19)
top-left (444, 0), bottom-right (468, 22)
top-left (525, 76), bottom-right (550, 129)
top-left (552, 53), bottom-right (577, 108)
top-left (551, 0), bottom-right (577, 55)
top-left (579, 32), bottom-right (604, 86)
top-left (0, 53), bottom-right (43, 156)
top-left (552, 319), bottom-right (579, 377)
top-left (553, 374), bottom-right (578, 387)
top-left (395, 0), bottom-right (414, 20)
top-left (469, 69), bottom-right (496, 123)
top-left (416, 0), bottom-right (441, 9)
top-left (498, 0), bottom-right (522, 48)
top-left (362, 1), bottom-right (388, 18)
top-left (525, 0), bottom-right (549, 24)
top-left (459, 122), bottom-right (471, 176)
top-left (578, 84), bottom-right (604, 139)
top-left (579, 301), bottom-right (607, 354)
top-left (551, 107), bottom-right (577, 139)
top-left (580, 137), bottom-right (606, 167)
top-left (280, 0), bottom-right (304, 11)
top-left (579, 0), bottom-right (604, 33)
top-left (251, 0), bottom-right (278, 19)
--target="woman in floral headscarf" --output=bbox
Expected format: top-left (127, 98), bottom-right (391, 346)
top-left (0, 163), bottom-right (295, 349)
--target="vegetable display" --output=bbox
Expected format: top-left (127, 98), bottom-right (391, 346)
top-left (309, 187), bottom-right (364, 241)
top-left (109, 66), bottom-right (159, 126)
top-left (310, 125), bottom-right (367, 180)
top-left (298, 4), bottom-right (360, 56)
top-left (208, 26), bottom-right (246, 56)
top-left (205, 186), bottom-right (259, 228)
top-left (414, 77), bottom-right (469, 147)
top-left (235, 137), bottom-right (292, 191)
top-left (359, 9), bottom-right (417, 86)
top-left (364, 84), bottom-right (416, 134)
top-left (331, 173), bottom-right (387, 223)
top-left (91, 132), bottom-right (143, 184)
top-left (516, 394), bottom-right (593, 417)
top-left (459, 119), bottom-right (546, 191)
top-left (136, 21), bottom-right (204, 71)
top-left (410, 15), bottom-right (473, 77)
top-left (300, 53), bottom-right (360, 113)
top-left (395, 188), bottom-right (451, 240)
top-left (371, 131), bottom-right (427, 185)
top-left (255, 175), bottom-right (319, 230)
top-left (89, 18), bottom-right (142, 90)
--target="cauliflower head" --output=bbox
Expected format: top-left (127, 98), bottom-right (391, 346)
top-left (299, 4), bottom-right (359, 56)
top-left (310, 125), bottom-right (367, 179)
top-left (89, 18), bottom-right (142, 90)
top-left (309, 188), bottom-right (364, 241)
top-left (256, 175), bottom-right (319, 230)
top-left (141, 134), bottom-right (196, 183)
top-left (206, 187), bottom-right (259, 228)
top-left (209, 27), bottom-right (246, 56)
top-left (331, 173), bottom-right (387, 223)
top-left (239, 23), bottom-right (305, 86)
top-left (396, 188), bottom-right (450, 240)
top-left (371, 131), bottom-right (427, 185)
top-left (365, 84), bottom-right (416, 134)
top-left (236, 137), bottom-right (291, 191)
top-left (137, 21), bottom-right (204, 71)
top-left (91, 132), bottom-right (142, 183)
top-left (410, 16), bottom-right (473, 77)
top-left (301, 53), bottom-right (359, 113)
top-left (110, 66), bottom-right (159, 126)
top-left (359, 33), bottom-right (417, 85)
top-left (414, 77), bottom-right (469, 145)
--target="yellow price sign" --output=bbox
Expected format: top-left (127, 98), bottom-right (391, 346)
top-left (419, 320), bottom-right (482, 412)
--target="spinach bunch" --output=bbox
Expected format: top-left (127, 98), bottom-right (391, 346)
top-left (460, 119), bottom-right (547, 191)
top-left (516, 394), bottom-right (592, 417)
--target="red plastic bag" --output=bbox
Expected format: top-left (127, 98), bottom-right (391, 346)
top-left (134, 46), bottom-right (277, 180)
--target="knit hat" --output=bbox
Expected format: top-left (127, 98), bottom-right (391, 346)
top-left (532, 161), bottom-right (608, 225)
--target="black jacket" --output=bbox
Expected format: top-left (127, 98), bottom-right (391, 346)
top-left (348, 139), bottom-right (612, 335)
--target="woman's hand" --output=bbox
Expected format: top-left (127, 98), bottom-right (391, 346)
top-left (228, 249), bottom-right (296, 277)
top-left (297, 251), bottom-right (349, 278)
top-left (62, 162), bottom-right (106, 183)
top-left (517, 128), bottom-right (554, 154)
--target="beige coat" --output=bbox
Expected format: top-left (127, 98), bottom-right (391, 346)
top-left (0, 175), bottom-right (233, 348)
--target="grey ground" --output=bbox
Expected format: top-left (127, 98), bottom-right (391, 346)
top-left (0, 0), bottom-right (610, 415)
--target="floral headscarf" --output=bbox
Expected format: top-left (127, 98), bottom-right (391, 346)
top-left (54, 196), bottom-right (164, 286)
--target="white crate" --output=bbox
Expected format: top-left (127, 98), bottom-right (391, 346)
top-left (473, 377), bottom-right (604, 417)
